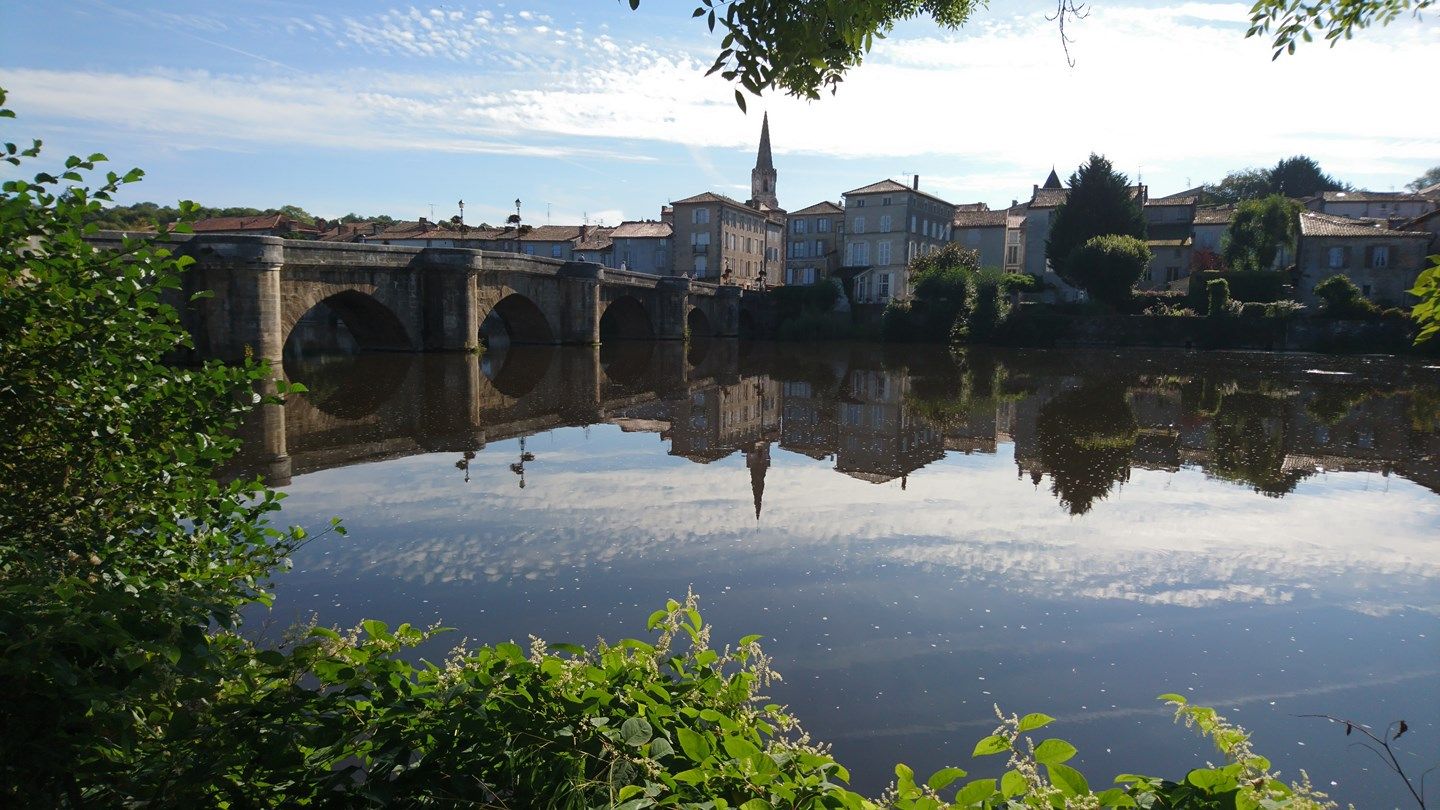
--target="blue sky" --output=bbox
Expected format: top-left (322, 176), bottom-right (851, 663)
top-left (1, 0), bottom-right (1436, 225)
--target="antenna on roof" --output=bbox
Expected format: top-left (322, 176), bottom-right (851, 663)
top-left (546, 203), bottom-right (551, 226)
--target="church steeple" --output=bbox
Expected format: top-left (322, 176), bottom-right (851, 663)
top-left (1043, 167), bottom-right (1063, 189)
top-left (748, 112), bottom-right (779, 209)
top-left (746, 440), bottom-right (770, 520)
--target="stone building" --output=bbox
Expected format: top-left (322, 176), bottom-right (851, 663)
top-left (1306, 190), bottom-right (1435, 222)
top-left (842, 177), bottom-right (955, 304)
top-left (1191, 207), bottom-right (1235, 261)
top-left (670, 192), bottom-right (774, 285)
top-left (1021, 168), bottom-right (1147, 300)
top-left (950, 207), bottom-right (1007, 269)
top-left (1142, 190), bottom-right (1198, 289)
top-left (607, 220), bottom-right (674, 274)
top-left (1295, 211), bottom-right (1433, 307)
top-left (785, 201), bottom-right (845, 285)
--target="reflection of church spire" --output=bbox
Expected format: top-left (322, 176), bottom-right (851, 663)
top-left (746, 440), bottom-right (771, 520)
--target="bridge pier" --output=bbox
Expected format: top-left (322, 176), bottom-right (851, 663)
top-left (420, 249), bottom-right (482, 352)
top-left (558, 262), bottom-right (603, 345)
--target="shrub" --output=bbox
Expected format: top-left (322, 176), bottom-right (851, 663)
top-left (1144, 303), bottom-right (1198, 317)
top-left (880, 300), bottom-right (923, 342)
top-left (1241, 302), bottom-right (1267, 318)
top-left (1124, 289), bottom-right (1188, 315)
top-left (1207, 278), bottom-right (1232, 317)
top-left (1314, 274), bottom-right (1379, 319)
top-left (771, 280), bottom-right (840, 320)
top-left (1187, 271), bottom-right (1287, 310)
top-left (1065, 233), bottom-right (1152, 308)
top-left (1265, 300), bottom-right (1307, 318)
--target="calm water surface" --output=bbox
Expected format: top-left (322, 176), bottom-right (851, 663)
top-left (237, 342), bottom-right (1440, 807)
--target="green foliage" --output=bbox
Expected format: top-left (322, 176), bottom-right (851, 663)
top-left (1045, 154), bottom-right (1147, 287)
top-left (1203, 167), bottom-right (1275, 205)
top-left (629, 0), bottom-right (980, 102)
top-left (1065, 234), bottom-right (1152, 308)
top-left (1268, 156), bottom-right (1348, 197)
top-left (1266, 299), bottom-right (1307, 318)
top-left (0, 88), bottom-right (311, 803)
top-left (1314, 274), bottom-right (1380, 319)
top-left (1407, 166), bottom-right (1440, 192)
top-left (1207, 278), bottom-right (1232, 318)
top-left (1410, 253), bottom-right (1440, 343)
top-left (1223, 195), bottom-right (1300, 271)
top-left (773, 280), bottom-right (842, 320)
top-left (1249, 0), bottom-right (1435, 59)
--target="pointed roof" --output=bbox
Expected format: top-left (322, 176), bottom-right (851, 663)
top-left (1043, 168), bottom-right (1063, 189)
top-left (746, 441), bottom-right (770, 520)
top-left (755, 112), bottom-right (773, 172)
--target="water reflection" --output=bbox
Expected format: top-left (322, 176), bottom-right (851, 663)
top-left (237, 344), bottom-right (1440, 805)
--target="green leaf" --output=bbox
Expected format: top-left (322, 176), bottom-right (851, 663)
top-left (1156, 693), bottom-right (1187, 704)
top-left (676, 727), bottom-right (712, 762)
top-left (1034, 738), bottom-right (1077, 765)
top-left (621, 716), bottom-right (653, 747)
top-left (649, 736), bottom-right (675, 758)
top-left (1046, 763), bottom-right (1089, 797)
top-left (734, 89), bottom-right (747, 112)
top-left (1018, 712), bottom-right (1055, 732)
top-left (1096, 788), bottom-right (1137, 807)
top-left (955, 778), bottom-right (996, 804)
top-left (926, 766), bottom-right (968, 790)
top-left (1000, 769), bottom-right (1027, 798)
top-left (1185, 768), bottom-right (1236, 792)
top-left (971, 734), bottom-right (1011, 756)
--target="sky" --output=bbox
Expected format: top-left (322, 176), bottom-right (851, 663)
top-left (1, 0), bottom-right (1437, 227)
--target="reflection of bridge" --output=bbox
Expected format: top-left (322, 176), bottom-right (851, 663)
top-left (125, 234), bottom-right (746, 364)
top-left (232, 341), bottom-right (748, 484)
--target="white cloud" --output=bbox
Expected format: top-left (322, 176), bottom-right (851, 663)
top-left (7, 1), bottom-right (1438, 202)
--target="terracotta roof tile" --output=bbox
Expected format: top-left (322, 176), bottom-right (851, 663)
top-left (610, 220), bottom-right (673, 239)
top-left (1321, 190), bottom-right (1430, 203)
top-left (952, 210), bottom-right (1007, 228)
top-left (842, 178), bottom-right (955, 207)
top-left (192, 214), bottom-right (286, 232)
top-left (516, 224), bottom-right (584, 242)
top-left (789, 200), bottom-right (845, 216)
top-left (1298, 211), bottom-right (1431, 238)
top-left (1194, 207), bottom-right (1235, 225)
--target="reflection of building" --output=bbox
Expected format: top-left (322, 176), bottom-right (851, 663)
top-left (780, 380), bottom-right (837, 460)
top-left (663, 377), bottom-right (781, 463)
top-left (835, 368), bottom-right (943, 485)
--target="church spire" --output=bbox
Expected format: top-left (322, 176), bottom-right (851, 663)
top-left (748, 113), bottom-right (779, 209)
top-left (1043, 167), bottom-right (1063, 189)
top-left (746, 440), bottom-right (770, 520)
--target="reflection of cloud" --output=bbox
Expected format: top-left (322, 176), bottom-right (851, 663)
top-left (279, 436), bottom-right (1440, 616)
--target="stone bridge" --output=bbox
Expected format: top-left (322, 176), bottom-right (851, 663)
top-left (147, 234), bottom-right (745, 365)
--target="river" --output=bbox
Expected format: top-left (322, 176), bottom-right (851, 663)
top-left (236, 341), bottom-right (1440, 806)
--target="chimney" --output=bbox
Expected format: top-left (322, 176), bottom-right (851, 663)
top-left (913, 175), bottom-right (920, 190)
top-left (579, 223), bottom-right (588, 242)
top-left (419, 217), bottom-right (428, 228)
top-left (660, 205), bottom-right (674, 225)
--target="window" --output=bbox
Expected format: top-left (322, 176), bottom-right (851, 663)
top-left (850, 240), bottom-right (869, 265)
top-left (1005, 245), bottom-right (1020, 265)
top-left (695, 256), bottom-right (708, 275)
top-left (692, 232), bottom-right (710, 247)
top-left (524, 245), bottom-right (536, 255)
top-left (551, 244), bottom-right (563, 258)
top-left (1371, 245), bottom-right (1390, 268)
top-left (1007, 230), bottom-right (1021, 246)
top-left (877, 240), bottom-right (891, 265)
top-left (655, 250), bottom-right (666, 270)
top-left (693, 208), bottom-right (710, 224)
top-left (882, 196), bottom-right (892, 206)
top-left (1328, 246), bottom-right (1346, 268)
top-left (818, 217), bottom-right (831, 232)
top-left (880, 214), bottom-right (892, 232)
top-left (908, 241), bottom-right (917, 261)
top-left (879, 273), bottom-right (891, 300)
top-left (910, 215), bottom-right (917, 233)
top-left (853, 216), bottom-right (865, 234)
top-left (792, 218), bottom-right (807, 234)
top-left (815, 239), bottom-right (824, 257)
top-left (854, 277), bottom-right (865, 302)
top-left (745, 237), bottom-right (754, 253)
top-left (855, 198), bottom-right (866, 207)
top-left (1166, 266), bottom-right (1181, 283)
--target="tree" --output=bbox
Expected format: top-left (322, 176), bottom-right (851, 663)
top-left (1045, 154), bottom-right (1146, 288)
top-left (1249, 0), bottom-right (1435, 59)
top-left (1066, 234), bottom-right (1152, 307)
top-left (1314, 274), bottom-right (1379, 318)
top-left (1407, 166), bottom-right (1440, 192)
top-left (1204, 167), bottom-right (1275, 205)
top-left (1268, 155), bottom-right (1346, 198)
top-left (1222, 195), bottom-right (1300, 271)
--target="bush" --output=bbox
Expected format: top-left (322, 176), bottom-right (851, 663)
top-left (1314, 274), bottom-right (1380, 319)
top-left (1065, 234), bottom-right (1152, 308)
top-left (1265, 300), bottom-right (1307, 318)
top-left (771, 280), bottom-right (840, 320)
top-left (1241, 302), bottom-right (1267, 318)
top-left (1207, 278), bottom-right (1232, 317)
top-left (1124, 290), bottom-right (1188, 315)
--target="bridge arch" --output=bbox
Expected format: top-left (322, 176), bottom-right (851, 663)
top-left (482, 345), bottom-right (556, 398)
top-left (281, 288), bottom-right (414, 356)
top-left (686, 306), bottom-right (714, 339)
top-left (480, 293), bottom-right (556, 346)
top-left (600, 295), bottom-right (655, 341)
